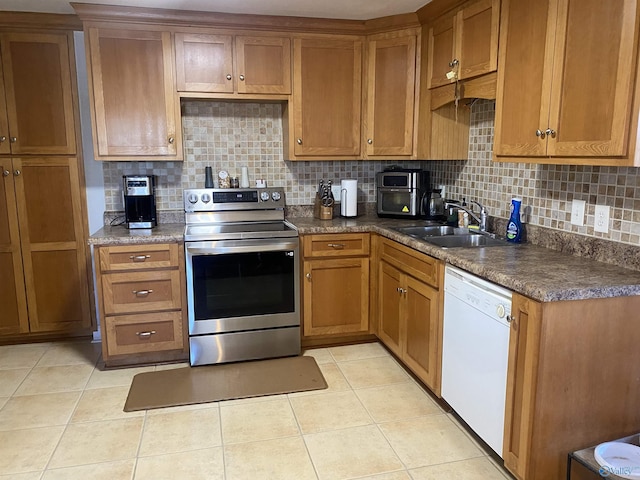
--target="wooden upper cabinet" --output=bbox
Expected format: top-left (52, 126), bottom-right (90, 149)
top-left (292, 36), bottom-right (363, 158)
top-left (427, 0), bottom-right (499, 89)
top-left (0, 32), bottom-right (76, 155)
top-left (427, 11), bottom-right (456, 89)
top-left (175, 33), bottom-right (234, 93)
top-left (495, 0), bottom-right (639, 161)
top-left (236, 36), bottom-right (291, 94)
top-left (0, 57), bottom-right (10, 155)
top-left (86, 27), bottom-right (182, 160)
top-left (175, 33), bottom-right (291, 95)
top-left (365, 32), bottom-right (417, 157)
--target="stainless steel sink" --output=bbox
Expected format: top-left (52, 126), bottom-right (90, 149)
top-left (391, 224), bottom-right (513, 248)
top-left (393, 225), bottom-right (470, 237)
top-left (423, 234), bottom-right (512, 248)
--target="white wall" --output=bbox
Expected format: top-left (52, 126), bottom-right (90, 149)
top-left (74, 31), bottom-right (105, 235)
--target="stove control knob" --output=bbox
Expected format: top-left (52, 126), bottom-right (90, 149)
top-left (260, 191), bottom-right (270, 202)
top-left (201, 193), bottom-right (211, 203)
top-left (271, 191), bottom-right (281, 202)
top-left (188, 193), bottom-right (199, 204)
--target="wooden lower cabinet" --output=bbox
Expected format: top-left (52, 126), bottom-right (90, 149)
top-left (95, 242), bottom-right (188, 366)
top-left (301, 233), bottom-right (370, 340)
top-left (0, 157), bottom-right (93, 338)
top-left (377, 237), bottom-right (442, 394)
top-left (503, 293), bottom-right (640, 479)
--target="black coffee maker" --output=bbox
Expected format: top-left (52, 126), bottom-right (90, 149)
top-left (123, 175), bottom-right (157, 229)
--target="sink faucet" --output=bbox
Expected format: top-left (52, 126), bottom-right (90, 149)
top-left (445, 200), bottom-right (488, 232)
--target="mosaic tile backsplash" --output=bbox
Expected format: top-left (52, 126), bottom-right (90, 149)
top-left (102, 99), bottom-right (640, 246)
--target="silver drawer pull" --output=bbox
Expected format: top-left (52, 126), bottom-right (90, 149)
top-left (327, 243), bottom-right (345, 249)
top-left (132, 289), bottom-right (153, 297)
top-left (136, 330), bottom-right (156, 338)
top-left (130, 255), bottom-right (151, 262)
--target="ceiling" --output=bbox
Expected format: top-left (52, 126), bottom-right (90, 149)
top-left (1, 0), bottom-right (431, 20)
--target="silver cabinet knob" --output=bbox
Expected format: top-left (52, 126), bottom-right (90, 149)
top-left (297, 138), bottom-right (302, 145)
top-left (535, 129), bottom-right (545, 138)
top-left (0, 136), bottom-right (6, 143)
top-left (14, 169), bottom-right (21, 176)
top-left (367, 139), bottom-right (373, 144)
top-left (10, 137), bottom-right (16, 143)
top-left (226, 74), bottom-right (232, 80)
top-left (239, 74), bottom-right (245, 81)
top-left (545, 128), bottom-right (556, 138)
top-left (305, 273), bottom-right (311, 280)
top-left (2, 169), bottom-right (9, 177)
top-left (507, 315), bottom-right (516, 324)
top-left (449, 58), bottom-right (459, 68)
top-left (168, 136), bottom-right (175, 144)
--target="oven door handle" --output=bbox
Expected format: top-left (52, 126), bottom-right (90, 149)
top-left (186, 239), bottom-right (298, 255)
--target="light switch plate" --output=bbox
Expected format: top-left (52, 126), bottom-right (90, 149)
top-left (594, 205), bottom-right (610, 233)
top-left (571, 200), bottom-right (586, 226)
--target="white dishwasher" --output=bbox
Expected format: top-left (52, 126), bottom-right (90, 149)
top-left (441, 266), bottom-right (512, 457)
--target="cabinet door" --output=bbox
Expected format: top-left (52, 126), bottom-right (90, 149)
top-left (427, 12), bottom-right (456, 89)
top-left (174, 33), bottom-right (233, 93)
top-left (377, 261), bottom-right (403, 356)
top-left (236, 36), bottom-right (291, 94)
top-left (547, 0), bottom-right (638, 157)
top-left (402, 275), bottom-right (440, 391)
top-left (503, 293), bottom-right (542, 479)
top-left (0, 60), bottom-right (10, 155)
top-left (87, 28), bottom-right (181, 159)
top-left (293, 37), bottom-right (362, 157)
top-left (0, 32), bottom-right (76, 155)
top-left (365, 34), bottom-right (416, 156)
top-left (303, 257), bottom-right (369, 336)
top-left (457, 0), bottom-right (500, 81)
top-left (0, 160), bottom-right (28, 335)
top-left (13, 157), bottom-right (92, 333)
top-left (494, 0), bottom-right (555, 157)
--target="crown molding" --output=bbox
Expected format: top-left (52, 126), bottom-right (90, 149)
top-left (0, 12), bottom-right (82, 30)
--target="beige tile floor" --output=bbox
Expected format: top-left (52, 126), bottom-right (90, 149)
top-left (0, 340), bottom-right (513, 480)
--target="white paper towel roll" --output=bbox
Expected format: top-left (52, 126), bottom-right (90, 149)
top-left (340, 179), bottom-right (358, 217)
top-left (240, 166), bottom-right (249, 188)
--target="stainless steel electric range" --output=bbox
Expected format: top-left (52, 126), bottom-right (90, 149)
top-left (183, 187), bottom-right (300, 366)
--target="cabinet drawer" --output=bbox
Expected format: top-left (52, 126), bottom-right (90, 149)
top-left (379, 237), bottom-right (440, 288)
top-left (104, 311), bottom-right (184, 356)
top-left (303, 233), bottom-right (370, 258)
top-left (99, 243), bottom-right (179, 272)
top-left (102, 270), bottom-right (182, 315)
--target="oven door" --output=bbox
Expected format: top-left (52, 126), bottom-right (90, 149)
top-left (185, 238), bottom-right (300, 336)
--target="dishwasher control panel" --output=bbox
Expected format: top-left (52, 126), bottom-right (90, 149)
top-left (444, 266), bottom-right (512, 326)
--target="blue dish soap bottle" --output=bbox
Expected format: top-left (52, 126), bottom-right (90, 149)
top-left (506, 198), bottom-right (523, 243)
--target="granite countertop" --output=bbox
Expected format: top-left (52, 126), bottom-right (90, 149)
top-left (88, 215), bottom-right (640, 302)
top-left (88, 224), bottom-right (185, 245)
top-left (289, 215), bottom-right (640, 302)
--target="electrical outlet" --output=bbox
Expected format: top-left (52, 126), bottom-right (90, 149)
top-left (594, 205), bottom-right (610, 233)
top-left (571, 200), bottom-right (586, 226)
top-left (331, 184), bottom-right (341, 202)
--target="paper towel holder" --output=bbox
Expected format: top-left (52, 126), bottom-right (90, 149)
top-left (340, 179), bottom-right (358, 218)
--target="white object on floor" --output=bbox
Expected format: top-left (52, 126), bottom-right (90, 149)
top-left (594, 442), bottom-right (640, 479)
